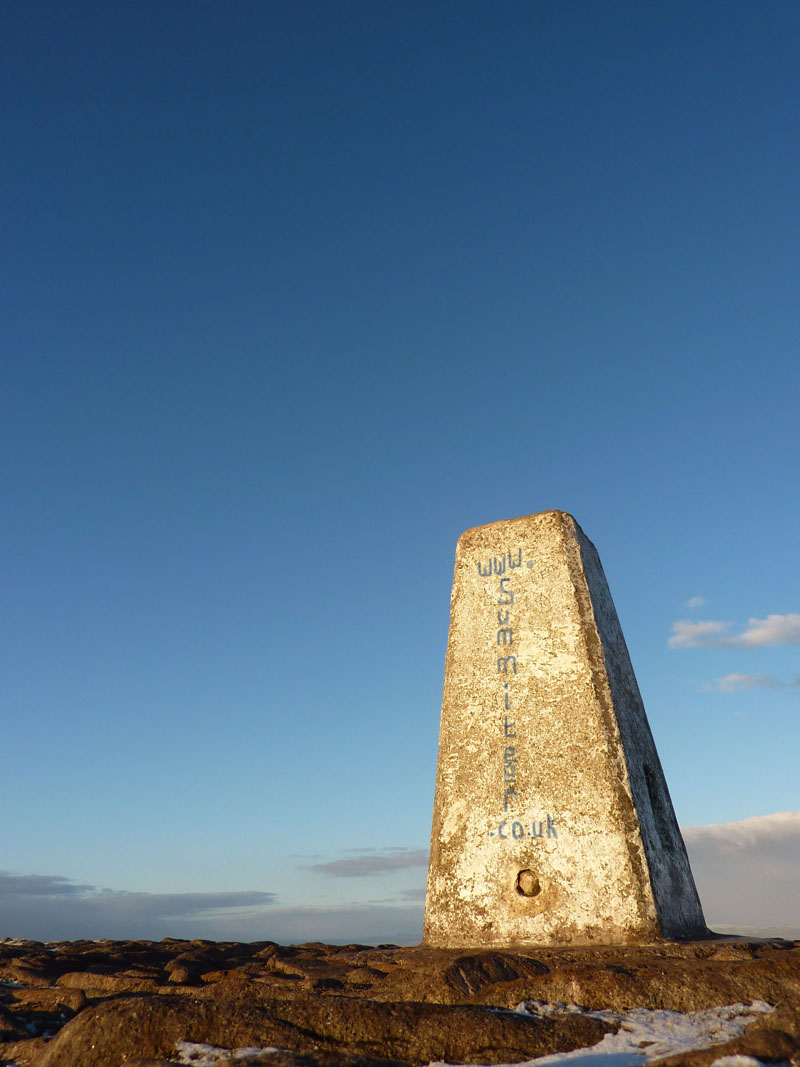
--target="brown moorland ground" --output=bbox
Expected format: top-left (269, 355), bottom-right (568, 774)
top-left (1, 937), bottom-right (799, 1067)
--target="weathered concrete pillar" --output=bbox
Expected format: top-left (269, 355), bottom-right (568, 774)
top-left (424, 511), bottom-right (706, 946)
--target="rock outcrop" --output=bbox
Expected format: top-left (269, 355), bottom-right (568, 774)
top-left (1, 937), bottom-right (799, 1066)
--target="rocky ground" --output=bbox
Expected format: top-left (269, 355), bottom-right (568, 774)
top-left (1, 937), bottom-right (799, 1067)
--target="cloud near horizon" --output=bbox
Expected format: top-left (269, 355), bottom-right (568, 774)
top-left (669, 612), bottom-right (800, 648)
top-left (683, 811), bottom-right (800, 936)
top-left (0, 870), bottom-right (424, 945)
top-left (0, 873), bottom-right (277, 943)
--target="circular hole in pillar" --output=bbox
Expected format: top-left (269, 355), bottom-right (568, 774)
top-left (516, 869), bottom-right (541, 897)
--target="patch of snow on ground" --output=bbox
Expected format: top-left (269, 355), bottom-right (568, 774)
top-left (174, 1001), bottom-right (775, 1067)
top-left (711, 1059), bottom-right (767, 1067)
top-left (175, 1040), bottom-right (282, 1064)
top-left (504, 1001), bottom-right (774, 1067)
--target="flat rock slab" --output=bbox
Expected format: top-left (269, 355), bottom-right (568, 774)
top-left (1, 937), bottom-right (799, 1066)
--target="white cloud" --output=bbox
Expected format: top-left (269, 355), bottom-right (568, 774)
top-left (669, 612), bottom-right (800, 648)
top-left (713, 672), bottom-right (775, 693)
top-left (736, 613), bottom-right (800, 646)
top-left (682, 811), bottom-right (800, 937)
top-left (669, 620), bottom-right (732, 647)
top-left (685, 596), bottom-right (707, 609)
top-left (704, 672), bottom-right (800, 693)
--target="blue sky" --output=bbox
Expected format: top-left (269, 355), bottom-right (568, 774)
top-left (2, 1), bottom-right (799, 943)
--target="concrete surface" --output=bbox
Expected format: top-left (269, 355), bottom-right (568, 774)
top-left (424, 510), bottom-right (706, 946)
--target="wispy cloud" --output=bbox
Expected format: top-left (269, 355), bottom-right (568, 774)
top-left (682, 811), bottom-right (800, 937)
top-left (0, 873), bottom-right (94, 897)
top-left (232, 903), bottom-right (424, 945)
top-left (669, 612), bottom-right (800, 648)
top-left (703, 672), bottom-right (800, 693)
top-left (309, 848), bottom-right (429, 877)
top-left (0, 872), bottom-right (276, 942)
top-left (685, 596), bottom-right (707, 609)
top-left (0, 869), bottom-right (424, 945)
top-left (399, 887), bottom-right (426, 901)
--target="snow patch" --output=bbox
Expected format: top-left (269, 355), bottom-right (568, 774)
top-left (504, 1001), bottom-right (774, 1066)
top-left (175, 1040), bottom-right (283, 1064)
top-left (173, 1002), bottom-right (775, 1067)
top-left (709, 1059), bottom-right (766, 1067)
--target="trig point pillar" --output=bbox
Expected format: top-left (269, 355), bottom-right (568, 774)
top-left (424, 511), bottom-right (706, 946)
